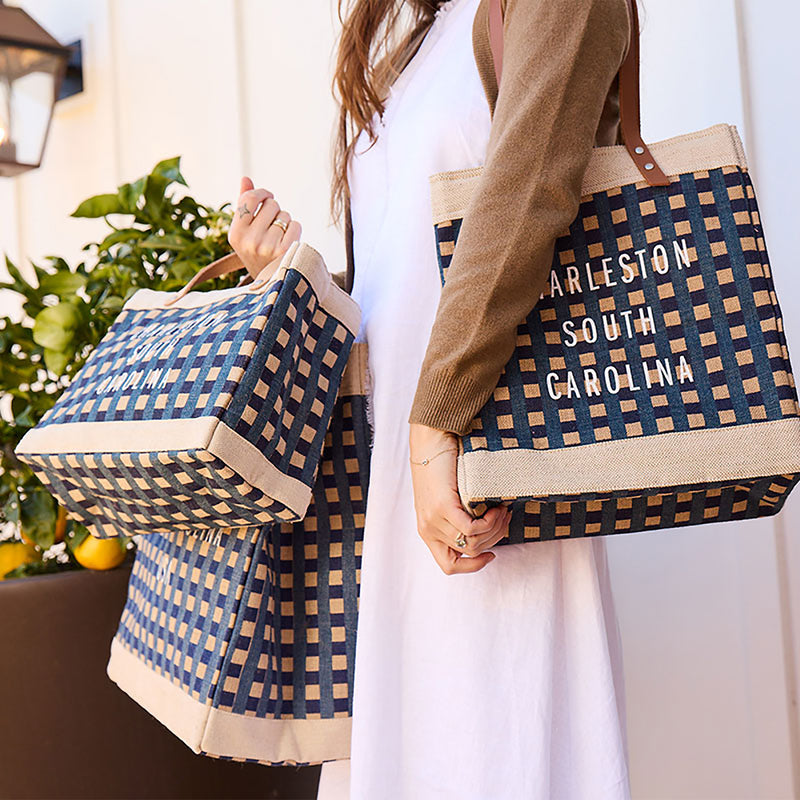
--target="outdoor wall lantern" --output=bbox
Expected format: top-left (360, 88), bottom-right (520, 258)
top-left (0, 0), bottom-right (71, 177)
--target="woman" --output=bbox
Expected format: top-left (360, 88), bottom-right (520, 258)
top-left (229, 0), bottom-right (632, 796)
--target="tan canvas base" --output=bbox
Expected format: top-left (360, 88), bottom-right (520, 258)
top-left (458, 417), bottom-right (800, 502)
top-left (107, 638), bottom-right (352, 766)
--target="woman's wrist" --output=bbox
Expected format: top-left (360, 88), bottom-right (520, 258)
top-left (409, 422), bottom-right (458, 462)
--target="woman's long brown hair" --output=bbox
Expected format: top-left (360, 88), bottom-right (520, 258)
top-left (330, 0), bottom-right (447, 228)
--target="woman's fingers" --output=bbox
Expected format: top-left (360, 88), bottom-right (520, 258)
top-left (243, 197), bottom-right (280, 239)
top-left (427, 540), bottom-right (496, 576)
top-left (227, 179), bottom-right (302, 279)
top-left (239, 175), bottom-right (255, 195)
top-left (445, 501), bottom-right (496, 537)
top-left (463, 506), bottom-right (511, 552)
top-left (437, 505), bottom-right (510, 556)
top-left (469, 514), bottom-right (511, 554)
top-left (284, 219), bottom-right (302, 244)
top-left (234, 189), bottom-right (273, 225)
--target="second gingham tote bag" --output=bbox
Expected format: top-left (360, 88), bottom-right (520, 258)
top-left (107, 342), bottom-right (372, 765)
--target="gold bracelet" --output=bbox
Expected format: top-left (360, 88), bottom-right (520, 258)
top-left (409, 447), bottom-right (458, 466)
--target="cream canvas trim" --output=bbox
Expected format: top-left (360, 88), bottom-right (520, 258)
top-left (430, 123), bottom-right (747, 224)
top-left (122, 241), bottom-right (361, 335)
top-left (16, 416), bottom-right (312, 518)
top-left (107, 639), bottom-right (352, 765)
top-left (202, 705), bottom-right (352, 765)
top-left (206, 421), bottom-right (311, 518)
top-left (123, 283), bottom-right (259, 312)
top-left (16, 416), bottom-right (218, 455)
top-left (340, 341), bottom-right (369, 396)
top-left (285, 242), bottom-right (362, 336)
top-left (107, 638), bottom-right (209, 753)
top-left (457, 418), bottom-right (800, 501)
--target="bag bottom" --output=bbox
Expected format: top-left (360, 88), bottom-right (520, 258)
top-left (106, 638), bottom-right (352, 766)
top-left (467, 473), bottom-right (800, 544)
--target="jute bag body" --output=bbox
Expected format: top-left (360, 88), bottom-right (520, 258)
top-left (429, 0), bottom-right (800, 543)
top-left (107, 342), bottom-right (372, 765)
top-left (15, 241), bottom-right (360, 537)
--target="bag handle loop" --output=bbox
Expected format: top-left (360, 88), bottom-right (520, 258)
top-left (488, 0), bottom-right (670, 187)
top-left (162, 251), bottom-right (276, 307)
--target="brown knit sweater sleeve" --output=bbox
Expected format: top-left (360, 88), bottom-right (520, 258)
top-left (408, 0), bottom-right (631, 434)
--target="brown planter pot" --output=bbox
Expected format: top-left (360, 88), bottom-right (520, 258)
top-left (0, 562), bottom-right (321, 800)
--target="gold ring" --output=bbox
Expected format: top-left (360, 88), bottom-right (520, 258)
top-left (455, 533), bottom-right (467, 548)
top-left (271, 217), bottom-right (289, 233)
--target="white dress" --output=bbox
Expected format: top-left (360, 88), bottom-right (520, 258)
top-left (317, 0), bottom-right (632, 797)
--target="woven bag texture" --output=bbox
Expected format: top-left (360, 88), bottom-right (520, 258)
top-left (107, 356), bottom-right (372, 766)
top-left (15, 243), bottom-right (358, 537)
top-left (432, 149), bottom-right (800, 541)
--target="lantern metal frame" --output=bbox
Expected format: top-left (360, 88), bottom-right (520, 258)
top-left (0, 0), bottom-right (72, 177)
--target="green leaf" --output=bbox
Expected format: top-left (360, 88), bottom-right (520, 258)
top-left (0, 357), bottom-right (36, 387)
top-left (96, 228), bottom-right (143, 252)
top-left (38, 271), bottom-right (88, 297)
top-left (43, 347), bottom-right (72, 376)
top-left (170, 260), bottom-right (199, 282)
top-left (66, 522), bottom-right (90, 554)
top-left (2, 255), bottom-right (33, 292)
top-left (32, 302), bottom-right (81, 351)
top-left (71, 193), bottom-right (129, 218)
top-left (3, 558), bottom-right (68, 579)
top-left (143, 173), bottom-right (171, 220)
top-left (19, 489), bottom-right (57, 550)
top-left (152, 156), bottom-right (187, 186)
top-left (117, 177), bottom-right (146, 213)
top-left (11, 398), bottom-right (36, 428)
top-left (96, 295), bottom-right (124, 314)
top-left (138, 234), bottom-right (188, 250)
top-left (3, 490), bottom-right (20, 524)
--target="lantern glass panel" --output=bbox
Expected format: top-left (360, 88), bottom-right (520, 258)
top-left (0, 45), bottom-right (61, 167)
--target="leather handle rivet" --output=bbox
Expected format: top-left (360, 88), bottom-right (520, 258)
top-left (644, 162), bottom-right (654, 170)
top-left (634, 146), bottom-right (645, 154)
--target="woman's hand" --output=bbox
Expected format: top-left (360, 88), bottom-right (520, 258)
top-left (228, 176), bottom-right (302, 280)
top-left (409, 422), bottom-right (511, 575)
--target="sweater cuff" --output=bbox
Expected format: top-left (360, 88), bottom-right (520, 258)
top-left (408, 369), bottom-right (486, 436)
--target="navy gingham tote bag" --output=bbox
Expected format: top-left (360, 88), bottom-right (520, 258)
top-left (107, 342), bottom-right (371, 765)
top-left (15, 241), bottom-right (360, 537)
top-left (426, 0), bottom-right (800, 542)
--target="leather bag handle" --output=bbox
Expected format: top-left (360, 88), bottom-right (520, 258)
top-left (487, 0), bottom-right (670, 187)
top-left (162, 251), bottom-right (270, 307)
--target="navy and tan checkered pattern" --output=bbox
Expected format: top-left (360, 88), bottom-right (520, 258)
top-left (469, 474), bottom-right (800, 543)
top-left (15, 243), bottom-right (358, 537)
top-left (114, 525), bottom-right (264, 701)
top-left (107, 354), bottom-right (372, 766)
top-left (23, 448), bottom-right (300, 536)
top-left (436, 167), bottom-right (800, 450)
top-left (433, 158), bottom-right (800, 539)
top-left (216, 392), bottom-right (369, 724)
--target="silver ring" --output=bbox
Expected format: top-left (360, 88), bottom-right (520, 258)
top-left (271, 217), bottom-right (289, 233)
top-left (455, 533), bottom-right (467, 548)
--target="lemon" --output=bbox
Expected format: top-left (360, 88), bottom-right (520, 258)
top-left (0, 541), bottom-right (40, 580)
top-left (54, 505), bottom-right (68, 544)
top-left (73, 535), bottom-right (127, 571)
